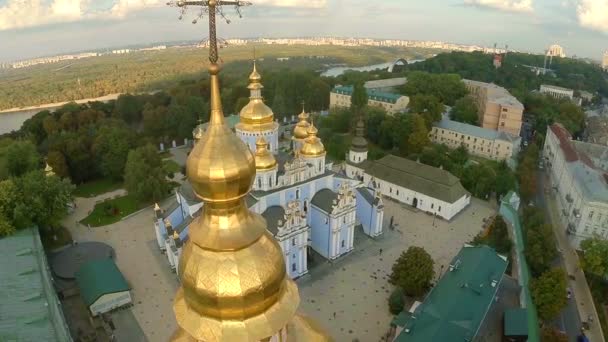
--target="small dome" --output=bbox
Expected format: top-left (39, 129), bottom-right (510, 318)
top-left (239, 63), bottom-right (275, 128)
top-left (300, 123), bottom-right (325, 157)
top-left (293, 109), bottom-right (310, 140)
top-left (254, 137), bottom-right (277, 170)
top-left (249, 62), bottom-right (262, 83)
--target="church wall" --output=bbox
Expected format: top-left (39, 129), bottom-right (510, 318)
top-left (355, 191), bottom-right (375, 236)
top-left (154, 221), bottom-right (165, 249)
top-left (336, 211), bottom-right (355, 256)
top-left (279, 228), bottom-right (309, 278)
top-left (310, 205), bottom-right (331, 259)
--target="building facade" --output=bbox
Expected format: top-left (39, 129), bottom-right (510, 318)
top-left (603, 51), bottom-right (608, 71)
top-left (540, 84), bottom-right (574, 100)
top-left (431, 117), bottom-right (521, 161)
top-left (154, 65), bottom-right (384, 279)
top-left (547, 44), bottom-right (566, 58)
top-left (463, 79), bottom-right (523, 136)
top-left (543, 124), bottom-right (608, 248)
top-left (330, 85), bottom-right (410, 114)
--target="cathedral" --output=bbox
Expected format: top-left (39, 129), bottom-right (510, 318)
top-left (153, 61), bottom-right (384, 279)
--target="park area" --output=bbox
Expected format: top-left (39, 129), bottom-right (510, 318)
top-left (80, 194), bottom-right (143, 227)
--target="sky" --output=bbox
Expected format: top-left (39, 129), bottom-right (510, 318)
top-left (0, 0), bottom-right (607, 62)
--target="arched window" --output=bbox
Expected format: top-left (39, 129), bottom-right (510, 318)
top-left (296, 189), bottom-right (300, 199)
top-left (257, 178), bottom-right (261, 188)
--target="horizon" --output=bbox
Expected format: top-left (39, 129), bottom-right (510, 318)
top-left (1, 0), bottom-right (607, 62)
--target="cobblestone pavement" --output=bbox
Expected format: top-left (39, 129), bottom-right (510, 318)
top-left (63, 194), bottom-right (179, 342)
top-left (297, 197), bottom-right (496, 342)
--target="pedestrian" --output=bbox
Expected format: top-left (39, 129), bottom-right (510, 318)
top-left (333, 312), bottom-right (336, 319)
top-left (379, 248), bottom-right (383, 256)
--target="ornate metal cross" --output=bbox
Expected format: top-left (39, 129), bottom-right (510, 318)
top-left (167, 0), bottom-right (252, 64)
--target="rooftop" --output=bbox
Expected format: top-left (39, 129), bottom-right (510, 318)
top-left (358, 155), bottom-right (469, 203)
top-left (75, 258), bottom-right (130, 307)
top-left (0, 228), bottom-right (71, 342)
top-left (332, 85), bottom-right (405, 104)
top-left (311, 188), bottom-right (339, 213)
top-left (463, 79), bottom-right (523, 110)
top-left (541, 84), bottom-right (574, 93)
top-left (363, 77), bottom-right (407, 90)
top-left (261, 205), bottom-right (285, 236)
top-left (434, 117), bottom-right (519, 143)
top-left (394, 245), bottom-right (508, 342)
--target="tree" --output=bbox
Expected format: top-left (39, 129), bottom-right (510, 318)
top-left (0, 213), bottom-right (15, 237)
top-left (487, 216), bottom-right (512, 254)
top-left (450, 96), bottom-right (478, 125)
top-left (114, 94), bottom-right (142, 124)
top-left (46, 151), bottom-right (69, 178)
top-left (12, 170), bottom-right (74, 231)
top-left (580, 237), bottom-right (608, 276)
top-left (389, 246), bottom-right (435, 297)
top-left (388, 287), bottom-right (405, 315)
top-left (531, 268), bottom-right (568, 321)
top-left (93, 120), bottom-right (134, 180)
top-left (402, 71), bottom-right (466, 105)
top-left (351, 82), bottom-right (368, 111)
top-left (235, 97), bottom-right (249, 114)
top-left (409, 94), bottom-right (443, 128)
top-left (0, 179), bottom-right (18, 224)
top-left (5, 140), bottom-right (40, 177)
top-left (541, 326), bottom-right (567, 342)
top-left (525, 223), bottom-right (558, 276)
top-left (407, 114), bottom-right (431, 154)
top-left (124, 144), bottom-right (170, 203)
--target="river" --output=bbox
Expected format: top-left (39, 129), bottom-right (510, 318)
top-left (321, 59), bottom-right (425, 77)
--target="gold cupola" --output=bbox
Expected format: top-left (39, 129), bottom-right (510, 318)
top-left (236, 61), bottom-right (276, 131)
top-left (292, 108), bottom-right (310, 140)
top-left (299, 121), bottom-right (326, 157)
top-left (254, 136), bottom-right (277, 171)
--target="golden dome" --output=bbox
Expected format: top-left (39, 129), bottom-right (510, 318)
top-left (176, 63), bottom-right (302, 341)
top-left (238, 62), bottom-right (276, 129)
top-left (255, 137), bottom-right (277, 170)
top-left (300, 122), bottom-right (326, 157)
top-left (293, 109), bottom-right (310, 140)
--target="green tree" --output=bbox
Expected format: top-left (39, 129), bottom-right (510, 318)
top-left (114, 94), bottom-right (142, 124)
top-left (0, 213), bottom-right (15, 237)
top-left (409, 94), bottom-right (443, 128)
top-left (525, 223), bottom-right (558, 276)
top-left (531, 268), bottom-right (568, 321)
top-left (407, 114), bottom-right (430, 154)
top-left (388, 287), bottom-right (405, 315)
top-left (124, 144), bottom-right (170, 203)
top-left (93, 120), bottom-right (134, 180)
top-left (450, 96), bottom-right (478, 125)
top-left (12, 170), bottom-right (74, 231)
top-left (46, 151), bottom-right (69, 178)
top-left (0, 179), bottom-right (18, 223)
top-left (389, 246), bottom-right (435, 297)
top-left (517, 143), bottom-right (539, 202)
top-left (541, 326), bottom-right (567, 342)
top-left (351, 82), bottom-right (368, 111)
top-left (235, 97), bottom-right (249, 114)
top-left (580, 237), bottom-right (608, 276)
top-left (487, 216), bottom-right (512, 254)
top-left (5, 140), bottom-right (40, 177)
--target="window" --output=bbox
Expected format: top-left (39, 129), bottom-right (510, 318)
top-left (325, 218), bottom-right (329, 224)
top-left (438, 206), bottom-right (441, 212)
top-left (589, 211), bottom-right (595, 220)
top-left (296, 189), bottom-right (300, 199)
top-left (257, 178), bottom-right (261, 188)
top-left (343, 216), bottom-right (346, 223)
top-left (292, 263), bottom-right (296, 272)
top-left (431, 203), bottom-right (434, 209)
top-left (341, 240), bottom-right (345, 248)
top-left (292, 238), bottom-right (296, 246)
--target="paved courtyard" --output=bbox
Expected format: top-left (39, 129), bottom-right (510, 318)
top-left (63, 193), bottom-right (179, 342)
top-left (64, 190), bottom-right (495, 342)
top-left (297, 197), bottom-right (497, 342)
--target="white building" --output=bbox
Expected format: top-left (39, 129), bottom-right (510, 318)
top-left (547, 44), bottom-right (566, 58)
top-left (330, 85), bottom-right (410, 115)
top-left (540, 84), bottom-right (574, 100)
top-left (75, 259), bottom-right (132, 317)
top-left (543, 124), bottom-right (608, 248)
top-left (431, 117), bottom-right (521, 162)
top-left (345, 120), bottom-right (470, 221)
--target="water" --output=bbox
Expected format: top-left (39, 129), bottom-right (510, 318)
top-left (321, 59), bottom-right (425, 77)
top-left (0, 109), bottom-right (41, 135)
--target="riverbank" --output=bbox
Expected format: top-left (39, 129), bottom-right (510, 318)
top-left (0, 93), bottom-right (124, 114)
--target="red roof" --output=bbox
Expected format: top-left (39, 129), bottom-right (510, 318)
top-left (550, 124), bottom-right (596, 168)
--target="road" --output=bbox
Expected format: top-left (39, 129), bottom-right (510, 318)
top-left (536, 169), bottom-right (603, 342)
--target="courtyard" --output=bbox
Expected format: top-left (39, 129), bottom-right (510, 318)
top-left (63, 187), bottom-right (496, 342)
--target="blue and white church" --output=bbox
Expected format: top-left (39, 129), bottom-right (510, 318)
top-left (153, 63), bottom-right (384, 279)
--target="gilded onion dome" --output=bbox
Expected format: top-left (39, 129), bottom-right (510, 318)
top-left (351, 118), bottom-right (368, 152)
top-left (173, 63), bottom-right (301, 341)
top-left (254, 136), bottom-right (277, 170)
top-left (237, 62), bottom-right (276, 130)
top-left (300, 122), bottom-right (326, 157)
top-left (292, 108), bottom-right (310, 140)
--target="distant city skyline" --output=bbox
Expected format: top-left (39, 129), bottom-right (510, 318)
top-left (1, 0), bottom-right (607, 62)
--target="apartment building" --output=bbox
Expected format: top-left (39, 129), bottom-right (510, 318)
top-left (330, 85), bottom-right (409, 114)
top-left (463, 79), bottom-right (523, 136)
top-left (543, 123), bottom-right (608, 248)
top-left (431, 117), bottom-right (521, 161)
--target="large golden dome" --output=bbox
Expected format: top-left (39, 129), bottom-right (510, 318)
top-left (300, 123), bottom-right (326, 157)
top-left (237, 63), bottom-right (276, 129)
top-left (254, 137), bottom-right (277, 170)
top-left (293, 109), bottom-right (310, 140)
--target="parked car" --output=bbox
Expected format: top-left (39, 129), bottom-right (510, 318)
top-left (567, 288), bottom-right (572, 299)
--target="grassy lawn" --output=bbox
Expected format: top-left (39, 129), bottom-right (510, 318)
top-left (163, 159), bottom-right (182, 175)
top-left (80, 194), bottom-right (145, 227)
top-left (73, 178), bottom-right (123, 198)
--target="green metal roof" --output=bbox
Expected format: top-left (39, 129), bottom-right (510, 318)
top-left (504, 308), bottom-right (529, 337)
top-left (75, 258), bottom-right (130, 307)
top-left (0, 228), bottom-right (72, 342)
top-left (394, 245), bottom-right (508, 342)
top-left (332, 85), bottom-right (404, 104)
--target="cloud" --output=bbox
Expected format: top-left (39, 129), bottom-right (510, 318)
top-left (464, 0), bottom-right (534, 12)
top-left (0, 0), bottom-right (326, 31)
top-left (576, 0), bottom-right (608, 33)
